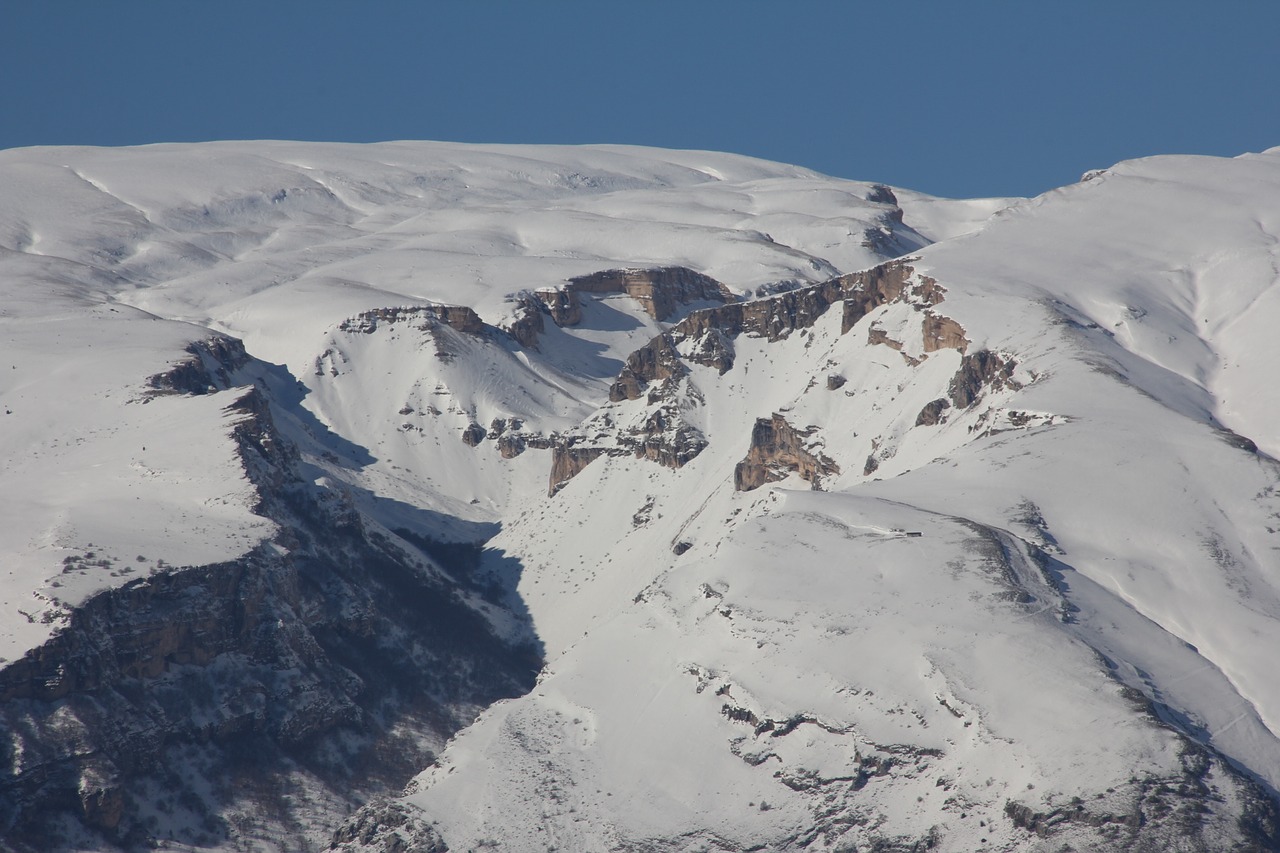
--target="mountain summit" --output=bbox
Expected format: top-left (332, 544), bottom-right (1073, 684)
top-left (1, 141), bottom-right (1278, 851)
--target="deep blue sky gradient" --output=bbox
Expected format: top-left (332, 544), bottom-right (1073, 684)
top-left (5, 2), bottom-right (1279, 198)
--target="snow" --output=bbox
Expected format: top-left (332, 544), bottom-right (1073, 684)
top-left (0, 140), bottom-right (917, 661)
top-left (3, 139), bottom-right (1280, 850)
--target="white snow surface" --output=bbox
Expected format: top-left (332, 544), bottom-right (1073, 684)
top-left (0, 141), bottom-right (938, 664)
top-left (3, 140), bottom-right (1280, 850)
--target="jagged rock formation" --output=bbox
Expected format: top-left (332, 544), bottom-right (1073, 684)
top-left (554, 259), bottom-right (969, 495)
top-left (949, 350), bottom-right (1019, 408)
top-left (460, 422), bottom-right (486, 446)
top-left (533, 287), bottom-right (584, 327)
top-left (734, 414), bottom-right (840, 491)
top-left (608, 259), bottom-right (950, 400)
top-left (146, 336), bottom-right (251, 396)
top-left (609, 334), bottom-right (688, 402)
top-left (497, 268), bottom-right (734, 350)
top-left (499, 293), bottom-right (546, 349)
top-left (340, 305), bottom-right (485, 337)
top-left (329, 802), bottom-right (448, 853)
top-left (922, 312), bottom-right (969, 353)
top-left (915, 397), bottom-right (952, 426)
top-left (565, 266), bottom-right (735, 322)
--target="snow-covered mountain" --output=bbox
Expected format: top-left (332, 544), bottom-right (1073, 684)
top-left (1, 141), bottom-right (1278, 852)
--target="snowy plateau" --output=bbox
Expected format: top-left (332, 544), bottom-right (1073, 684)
top-left (1, 140), bottom-right (1280, 853)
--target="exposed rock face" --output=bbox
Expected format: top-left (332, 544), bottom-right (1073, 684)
top-left (633, 407), bottom-right (707, 469)
top-left (546, 402), bottom-right (709, 495)
top-left (335, 305), bottom-right (493, 366)
top-left (340, 305), bottom-right (485, 337)
top-left (865, 183), bottom-right (899, 207)
top-left (1001, 744), bottom-right (1280, 851)
top-left (922, 312), bottom-right (970, 353)
top-left (734, 414), bottom-right (840, 492)
top-left (548, 446), bottom-right (611, 496)
top-left (826, 374), bottom-right (847, 390)
top-left (838, 262), bottom-right (936, 334)
top-left (0, 354), bottom-right (539, 852)
top-left (608, 334), bottom-right (687, 402)
top-left (949, 351), bottom-right (1020, 409)
top-left (915, 397), bottom-right (952, 427)
top-left (559, 260), bottom-right (970, 495)
top-left (867, 325), bottom-right (904, 350)
top-left (567, 266), bottom-right (735, 321)
top-left (427, 305), bottom-right (484, 335)
top-left (501, 294), bottom-right (546, 349)
top-left (461, 422), bottom-right (486, 446)
top-left (146, 335), bottom-right (250, 396)
top-left (534, 288), bottom-right (582, 327)
top-left (611, 260), bottom-right (954, 398)
top-left (521, 267), bottom-right (735, 346)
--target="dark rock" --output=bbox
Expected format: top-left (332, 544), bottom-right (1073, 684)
top-left (501, 294), bottom-right (546, 348)
top-left (608, 334), bottom-right (686, 402)
top-left (734, 414), bottom-right (840, 492)
top-left (915, 398), bottom-right (951, 427)
top-left (866, 184), bottom-right (898, 205)
top-left (921, 311), bottom-right (970, 352)
top-left (460, 423), bottom-right (486, 447)
top-left (147, 335), bottom-right (250, 396)
top-left (535, 288), bottom-right (582, 327)
top-left (330, 801), bottom-right (449, 852)
top-left (948, 351), bottom-right (1019, 409)
top-left (0, 345), bottom-right (540, 851)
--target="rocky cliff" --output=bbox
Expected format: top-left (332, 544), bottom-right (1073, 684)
top-left (0, 345), bottom-right (540, 852)
top-left (733, 414), bottom-right (841, 491)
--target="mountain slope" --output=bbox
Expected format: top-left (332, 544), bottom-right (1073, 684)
top-left (1, 141), bottom-right (1277, 851)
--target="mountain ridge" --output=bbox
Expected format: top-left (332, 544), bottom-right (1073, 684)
top-left (1, 141), bottom-right (1278, 851)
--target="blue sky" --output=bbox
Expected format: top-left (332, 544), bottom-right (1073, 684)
top-left (5, 2), bottom-right (1279, 199)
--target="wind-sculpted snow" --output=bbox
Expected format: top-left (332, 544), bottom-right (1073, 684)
top-left (3, 141), bottom-right (1280, 851)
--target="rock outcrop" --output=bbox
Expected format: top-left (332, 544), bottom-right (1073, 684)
top-left (922, 312), bottom-right (969, 353)
top-left (340, 305), bottom-right (485, 337)
top-left (548, 445), bottom-right (611, 496)
top-left (498, 267), bottom-right (735, 350)
top-left (329, 801), bottom-right (448, 853)
top-left (146, 335), bottom-right (250, 396)
top-left (949, 351), bottom-right (1020, 409)
top-left (915, 397), bottom-right (952, 427)
top-left (501, 294), bottom-right (546, 349)
top-left (608, 333), bottom-right (688, 403)
top-left (734, 414), bottom-right (840, 492)
top-left (608, 260), bottom-right (955, 400)
top-left (534, 287), bottom-right (583, 327)
top-left (566, 266), bottom-right (735, 322)
top-left (557, 260), bottom-right (971, 495)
